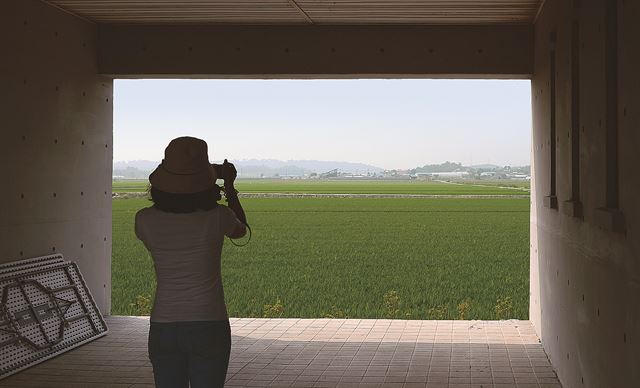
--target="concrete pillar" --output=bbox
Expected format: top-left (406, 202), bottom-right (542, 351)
top-left (0, 0), bottom-right (113, 314)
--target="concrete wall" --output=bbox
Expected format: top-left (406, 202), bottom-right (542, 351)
top-left (0, 1), bottom-right (113, 314)
top-left (2, 3), bottom-right (638, 385)
top-left (530, 0), bottom-right (639, 387)
top-left (98, 24), bottom-right (532, 78)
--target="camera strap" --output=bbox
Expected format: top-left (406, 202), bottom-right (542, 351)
top-left (228, 221), bottom-right (252, 247)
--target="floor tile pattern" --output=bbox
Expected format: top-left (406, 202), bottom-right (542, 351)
top-left (0, 316), bottom-right (561, 387)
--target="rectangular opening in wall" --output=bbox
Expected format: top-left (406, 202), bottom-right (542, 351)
top-left (595, 0), bottom-right (626, 233)
top-left (564, 12), bottom-right (583, 218)
top-left (111, 79), bottom-right (532, 320)
top-left (604, 0), bottom-right (619, 210)
top-left (544, 31), bottom-right (558, 210)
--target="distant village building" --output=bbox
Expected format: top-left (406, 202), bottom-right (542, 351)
top-left (414, 171), bottom-right (470, 179)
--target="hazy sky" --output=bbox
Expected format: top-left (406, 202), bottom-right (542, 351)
top-left (114, 79), bottom-right (531, 169)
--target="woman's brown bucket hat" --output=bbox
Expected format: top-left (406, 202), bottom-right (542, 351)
top-left (149, 136), bottom-right (217, 194)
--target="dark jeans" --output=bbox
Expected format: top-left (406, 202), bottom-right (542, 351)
top-left (148, 320), bottom-right (231, 388)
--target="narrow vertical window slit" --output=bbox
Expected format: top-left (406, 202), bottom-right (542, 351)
top-left (565, 9), bottom-right (583, 218)
top-left (545, 31), bottom-right (558, 210)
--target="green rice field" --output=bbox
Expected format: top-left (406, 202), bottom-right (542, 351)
top-left (112, 179), bottom-right (529, 195)
top-left (112, 180), bottom-right (530, 320)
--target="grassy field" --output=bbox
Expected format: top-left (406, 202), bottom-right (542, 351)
top-left (449, 179), bottom-right (531, 190)
top-left (113, 178), bottom-right (529, 195)
top-left (112, 193), bottom-right (530, 320)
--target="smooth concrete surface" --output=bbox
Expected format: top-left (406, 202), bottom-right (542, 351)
top-left (530, 0), bottom-right (639, 386)
top-left (97, 24), bottom-right (533, 78)
top-left (0, 1), bottom-right (113, 314)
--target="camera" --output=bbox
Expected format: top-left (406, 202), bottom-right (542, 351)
top-left (212, 163), bottom-right (224, 180)
top-left (211, 160), bottom-right (235, 181)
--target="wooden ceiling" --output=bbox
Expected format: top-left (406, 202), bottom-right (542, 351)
top-left (45, 0), bottom-right (544, 25)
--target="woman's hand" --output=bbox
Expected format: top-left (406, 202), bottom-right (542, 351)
top-left (221, 159), bottom-right (248, 233)
top-left (222, 159), bottom-right (237, 187)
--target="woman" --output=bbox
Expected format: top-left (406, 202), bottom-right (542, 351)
top-left (135, 136), bottom-right (247, 388)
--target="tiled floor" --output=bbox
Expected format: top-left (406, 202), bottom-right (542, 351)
top-left (0, 316), bottom-right (561, 387)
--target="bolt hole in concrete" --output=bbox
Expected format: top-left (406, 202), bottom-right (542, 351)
top-left (112, 79), bottom-right (533, 322)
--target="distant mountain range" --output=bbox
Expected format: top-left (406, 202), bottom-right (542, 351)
top-left (469, 164), bottom-right (501, 169)
top-left (113, 159), bottom-right (384, 178)
top-left (113, 159), bottom-right (529, 179)
top-left (409, 162), bottom-right (529, 174)
top-left (113, 160), bottom-right (159, 171)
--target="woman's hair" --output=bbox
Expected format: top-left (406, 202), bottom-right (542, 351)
top-left (149, 185), bottom-right (222, 213)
